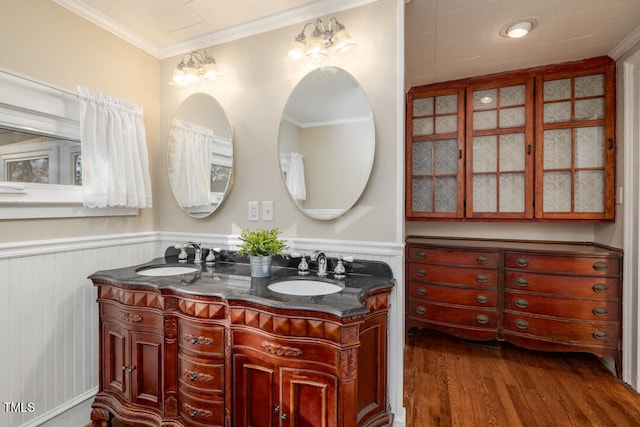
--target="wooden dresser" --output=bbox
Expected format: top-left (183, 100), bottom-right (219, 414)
top-left (406, 237), bottom-right (623, 376)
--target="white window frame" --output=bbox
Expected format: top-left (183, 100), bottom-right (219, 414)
top-left (0, 68), bottom-right (137, 219)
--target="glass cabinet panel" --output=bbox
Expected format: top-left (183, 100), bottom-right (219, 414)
top-left (467, 79), bottom-right (533, 218)
top-left (407, 88), bottom-right (464, 218)
top-left (537, 62), bottom-right (613, 220)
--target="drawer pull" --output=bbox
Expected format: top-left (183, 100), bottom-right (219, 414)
top-left (593, 262), bottom-right (609, 272)
top-left (416, 306), bottom-right (427, 315)
top-left (476, 255), bottom-right (489, 265)
top-left (515, 258), bottom-right (529, 267)
top-left (514, 319), bottom-right (529, 330)
top-left (416, 268), bottom-right (427, 277)
top-left (190, 373), bottom-right (199, 381)
top-left (476, 274), bottom-right (489, 283)
top-left (476, 314), bottom-right (489, 324)
top-left (514, 298), bottom-right (529, 309)
top-left (191, 337), bottom-right (199, 345)
top-left (515, 277), bottom-right (529, 287)
top-left (416, 251), bottom-right (427, 259)
top-left (592, 307), bottom-right (609, 317)
top-left (416, 287), bottom-right (427, 296)
top-left (593, 283), bottom-right (609, 293)
top-left (593, 330), bottom-right (608, 340)
top-left (476, 294), bottom-right (489, 304)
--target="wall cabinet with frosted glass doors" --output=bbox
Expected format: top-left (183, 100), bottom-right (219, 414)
top-left (406, 56), bottom-right (615, 221)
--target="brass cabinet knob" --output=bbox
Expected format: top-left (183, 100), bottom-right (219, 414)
top-left (592, 283), bottom-right (608, 293)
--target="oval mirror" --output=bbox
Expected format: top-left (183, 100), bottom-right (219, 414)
top-left (168, 93), bottom-right (233, 218)
top-left (278, 66), bottom-right (375, 220)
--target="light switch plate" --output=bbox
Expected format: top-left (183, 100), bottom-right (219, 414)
top-left (262, 201), bottom-right (274, 221)
top-left (248, 201), bottom-right (259, 221)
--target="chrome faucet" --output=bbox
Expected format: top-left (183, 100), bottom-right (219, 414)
top-left (311, 250), bottom-right (328, 276)
top-left (174, 242), bottom-right (202, 263)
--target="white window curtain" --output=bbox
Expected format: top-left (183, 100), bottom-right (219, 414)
top-left (286, 152), bottom-right (306, 202)
top-left (167, 119), bottom-right (212, 208)
top-left (78, 86), bottom-right (152, 208)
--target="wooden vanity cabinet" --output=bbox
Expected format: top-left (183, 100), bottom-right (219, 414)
top-left (230, 291), bottom-right (392, 427)
top-left (406, 237), bottom-right (623, 377)
top-left (91, 281), bottom-right (393, 427)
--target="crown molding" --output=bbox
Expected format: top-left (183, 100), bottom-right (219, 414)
top-left (610, 24), bottom-right (640, 60)
top-left (52, 0), bottom-right (379, 60)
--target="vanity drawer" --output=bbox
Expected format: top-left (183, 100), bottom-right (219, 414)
top-left (179, 321), bottom-right (225, 357)
top-left (179, 390), bottom-right (225, 426)
top-left (100, 302), bottom-right (162, 331)
top-left (408, 301), bottom-right (497, 328)
top-left (408, 246), bottom-right (498, 268)
top-left (503, 312), bottom-right (619, 346)
top-left (409, 282), bottom-right (497, 308)
top-left (233, 330), bottom-right (337, 366)
top-left (505, 253), bottom-right (620, 276)
top-left (178, 355), bottom-right (224, 393)
top-left (504, 271), bottom-right (619, 299)
top-left (504, 292), bottom-right (619, 321)
top-left (408, 263), bottom-right (497, 287)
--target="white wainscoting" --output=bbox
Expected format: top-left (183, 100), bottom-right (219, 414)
top-left (0, 233), bottom-right (162, 427)
top-left (0, 232), bottom-right (405, 427)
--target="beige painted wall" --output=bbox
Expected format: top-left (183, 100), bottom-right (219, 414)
top-left (0, 0), bottom-right (159, 243)
top-left (158, 0), bottom-right (399, 243)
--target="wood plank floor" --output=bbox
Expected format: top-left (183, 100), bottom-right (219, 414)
top-left (404, 329), bottom-right (640, 427)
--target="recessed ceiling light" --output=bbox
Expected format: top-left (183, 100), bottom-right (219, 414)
top-left (500, 18), bottom-right (537, 39)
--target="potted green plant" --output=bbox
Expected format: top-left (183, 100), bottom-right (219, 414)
top-left (237, 227), bottom-right (288, 277)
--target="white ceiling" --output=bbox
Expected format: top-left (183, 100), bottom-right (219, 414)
top-left (53, 0), bottom-right (640, 88)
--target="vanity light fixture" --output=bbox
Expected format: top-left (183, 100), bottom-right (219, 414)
top-left (288, 17), bottom-right (356, 62)
top-left (172, 50), bottom-right (221, 87)
top-left (500, 18), bottom-right (537, 39)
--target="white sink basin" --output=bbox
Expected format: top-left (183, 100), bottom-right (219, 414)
top-left (136, 265), bottom-right (199, 276)
top-left (268, 280), bottom-right (344, 296)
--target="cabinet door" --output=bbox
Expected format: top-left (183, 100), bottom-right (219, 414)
top-left (130, 331), bottom-right (163, 411)
top-left (406, 85), bottom-right (465, 219)
top-left (280, 369), bottom-right (337, 427)
top-left (535, 59), bottom-right (615, 220)
top-left (102, 321), bottom-right (128, 400)
top-left (466, 77), bottom-right (534, 219)
top-left (233, 354), bottom-right (277, 427)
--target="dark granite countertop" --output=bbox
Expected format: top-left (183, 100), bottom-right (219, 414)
top-left (89, 253), bottom-right (395, 318)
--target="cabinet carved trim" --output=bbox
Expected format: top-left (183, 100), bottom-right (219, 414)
top-left (178, 299), bottom-right (226, 319)
top-left (164, 317), bottom-right (177, 338)
top-left (261, 341), bottom-right (303, 357)
top-left (183, 333), bottom-right (215, 346)
top-left (340, 347), bottom-right (358, 379)
top-left (164, 396), bottom-right (178, 418)
top-left (119, 311), bottom-right (142, 322)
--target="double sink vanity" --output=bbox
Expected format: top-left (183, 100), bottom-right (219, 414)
top-left (89, 247), bottom-right (395, 427)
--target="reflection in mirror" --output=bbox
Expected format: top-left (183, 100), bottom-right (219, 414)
top-left (0, 128), bottom-right (81, 185)
top-left (168, 93), bottom-right (233, 218)
top-left (278, 66), bottom-right (374, 220)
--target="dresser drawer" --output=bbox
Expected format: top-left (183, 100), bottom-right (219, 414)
top-left (179, 321), bottom-right (225, 357)
top-left (504, 292), bottom-right (619, 321)
top-left (408, 263), bottom-right (497, 287)
top-left (408, 301), bottom-right (497, 328)
top-left (408, 246), bottom-right (498, 267)
top-left (503, 312), bottom-right (619, 346)
top-left (409, 282), bottom-right (497, 308)
top-left (100, 302), bottom-right (162, 330)
top-left (178, 355), bottom-right (224, 393)
top-left (179, 390), bottom-right (225, 426)
top-left (505, 253), bottom-right (620, 276)
top-left (504, 271), bottom-right (619, 299)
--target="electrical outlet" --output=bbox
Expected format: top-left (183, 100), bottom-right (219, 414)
top-left (262, 201), bottom-right (274, 221)
top-left (248, 201), bottom-right (259, 221)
